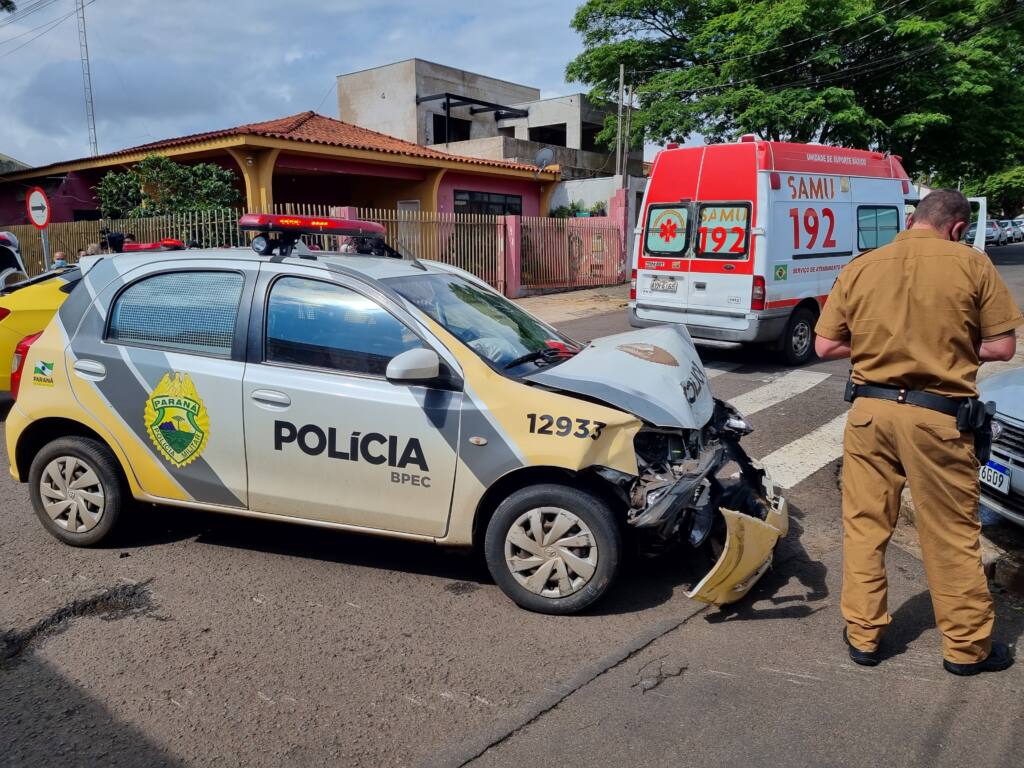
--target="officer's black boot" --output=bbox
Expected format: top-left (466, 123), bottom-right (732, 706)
top-left (943, 643), bottom-right (1015, 676)
top-left (843, 628), bottom-right (881, 667)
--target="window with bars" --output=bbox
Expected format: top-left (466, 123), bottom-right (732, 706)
top-left (108, 271), bottom-right (243, 357)
top-left (453, 190), bottom-right (522, 215)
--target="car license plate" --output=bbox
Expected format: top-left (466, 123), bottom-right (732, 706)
top-left (980, 460), bottom-right (1011, 494)
top-left (650, 279), bottom-right (678, 293)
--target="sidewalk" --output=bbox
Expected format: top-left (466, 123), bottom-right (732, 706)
top-left (513, 284), bottom-right (630, 325)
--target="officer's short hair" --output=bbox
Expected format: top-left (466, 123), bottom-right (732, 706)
top-left (914, 189), bottom-right (971, 228)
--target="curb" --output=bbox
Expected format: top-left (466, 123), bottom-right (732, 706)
top-left (900, 490), bottom-right (1024, 598)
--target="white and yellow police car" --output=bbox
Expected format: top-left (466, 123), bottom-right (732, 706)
top-left (5, 214), bottom-right (787, 613)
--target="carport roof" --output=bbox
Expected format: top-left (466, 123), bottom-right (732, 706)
top-left (4, 111), bottom-right (554, 179)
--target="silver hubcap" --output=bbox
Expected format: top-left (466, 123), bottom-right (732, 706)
top-left (39, 456), bottom-right (105, 533)
top-left (504, 506), bottom-right (598, 598)
top-left (792, 320), bottom-right (811, 358)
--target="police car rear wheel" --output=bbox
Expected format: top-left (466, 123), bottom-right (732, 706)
top-left (484, 484), bottom-right (620, 614)
top-left (29, 437), bottom-right (125, 547)
top-left (782, 308), bottom-right (817, 366)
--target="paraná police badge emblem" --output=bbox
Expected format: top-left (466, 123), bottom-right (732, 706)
top-left (144, 372), bottom-right (209, 468)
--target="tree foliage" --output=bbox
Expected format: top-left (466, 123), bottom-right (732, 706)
top-left (1, 2), bottom-right (16, 13)
top-left (95, 155), bottom-right (241, 219)
top-left (567, 0), bottom-right (1024, 182)
top-left (967, 166), bottom-right (1024, 217)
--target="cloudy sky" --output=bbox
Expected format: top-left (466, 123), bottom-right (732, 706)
top-left (0, 0), bottom-right (591, 167)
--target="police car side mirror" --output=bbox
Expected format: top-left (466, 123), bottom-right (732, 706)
top-left (386, 348), bottom-right (441, 384)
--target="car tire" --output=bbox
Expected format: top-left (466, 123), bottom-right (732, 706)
top-left (781, 307), bottom-right (817, 366)
top-left (28, 436), bottom-right (126, 547)
top-left (484, 484), bottom-right (621, 614)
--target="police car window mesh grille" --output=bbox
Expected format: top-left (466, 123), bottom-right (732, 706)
top-left (108, 271), bottom-right (244, 357)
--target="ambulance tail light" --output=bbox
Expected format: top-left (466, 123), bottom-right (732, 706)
top-left (901, 180), bottom-right (910, 194)
top-left (666, 143), bottom-right (679, 150)
top-left (751, 276), bottom-right (766, 311)
top-left (630, 269), bottom-right (637, 300)
top-left (10, 331), bottom-right (42, 401)
top-left (769, 172), bottom-right (781, 190)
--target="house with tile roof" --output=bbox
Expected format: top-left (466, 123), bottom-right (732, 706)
top-left (0, 111), bottom-right (559, 225)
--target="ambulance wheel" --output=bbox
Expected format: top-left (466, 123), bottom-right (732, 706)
top-left (485, 484), bottom-right (621, 614)
top-left (28, 437), bottom-right (126, 547)
top-left (782, 307), bottom-right (817, 366)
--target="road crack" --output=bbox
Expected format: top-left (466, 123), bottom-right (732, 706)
top-left (1, 580), bottom-right (162, 668)
top-left (632, 657), bottom-right (687, 693)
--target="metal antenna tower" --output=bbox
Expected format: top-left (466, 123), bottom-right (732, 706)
top-left (76, 0), bottom-right (98, 156)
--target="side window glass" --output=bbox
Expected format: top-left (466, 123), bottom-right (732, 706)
top-left (265, 277), bottom-right (423, 376)
top-left (857, 206), bottom-right (900, 250)
top-left (695, 204), bottom-right (750, 259)
top-left (645, 205), bottom-right (689, 255)
top-left (108, 271), bottom-right (243, 357)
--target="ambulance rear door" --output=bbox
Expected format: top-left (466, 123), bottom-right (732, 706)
top-left (687, 201), bottom-right (754, 313)
top-left (637, 202), bottom-right (692, 311)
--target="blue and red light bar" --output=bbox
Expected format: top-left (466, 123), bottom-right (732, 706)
top-left (238, 213), bottom-right (386, 236)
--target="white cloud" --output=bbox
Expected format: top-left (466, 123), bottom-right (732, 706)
top-left (0, 0), bottom-right (587, 166)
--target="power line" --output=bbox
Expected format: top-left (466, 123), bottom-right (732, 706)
top-left (0, 5), bottom-right (76, 48)
top-left (0, 0), bottom-right (63, 29)
top-left (627, 0), bottom-right (917, 76)
top-left (0, 8), bottom-right (73, 60)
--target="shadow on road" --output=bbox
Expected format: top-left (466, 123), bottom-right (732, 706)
top-left (704, 500), bottom-right (831, 624)
top-left (0, 657), bottom-right (182, 767)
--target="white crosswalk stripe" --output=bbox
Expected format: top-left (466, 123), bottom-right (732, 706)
top-left (760, 412), bottom-right (849, 489)
top-left (727, 370), bottom-right (831, 416)
top-left (704, 361), bottom-right (740, 379)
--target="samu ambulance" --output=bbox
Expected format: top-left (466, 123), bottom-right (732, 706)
top-left (629, 137), bottom-right (987, 364)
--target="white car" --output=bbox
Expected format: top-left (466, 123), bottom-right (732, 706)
top-left (979, 369), bottom-right (1024, 526)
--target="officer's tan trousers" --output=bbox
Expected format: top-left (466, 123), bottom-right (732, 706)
top-left (841, 398), bottom-right (994, 663)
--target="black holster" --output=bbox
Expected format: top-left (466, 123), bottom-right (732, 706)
top-left (957, 398), bottom-right (997, 464)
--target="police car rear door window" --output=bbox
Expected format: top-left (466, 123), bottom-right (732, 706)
top-left (265, 277), bottom-right (423, 376)
top-left (695, 203), bottom-right (751, 260)
top-left (107, 271), bottom-right (243, 357)
top-left (385, 273), bottom-right (577, 373)
top-left (857, 206), bottom-right (900, 250)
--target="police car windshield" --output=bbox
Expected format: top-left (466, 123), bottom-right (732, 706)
top-left (385, 273), bottom-right (578, 373)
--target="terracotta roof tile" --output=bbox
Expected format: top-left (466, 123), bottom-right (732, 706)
top-left (32, 111), bottom-right (545, 174)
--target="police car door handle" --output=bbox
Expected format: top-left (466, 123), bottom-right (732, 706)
top-left (251, 389), bottom-right (291, 409)
top-left (72, 359), bottom-right (106, 381)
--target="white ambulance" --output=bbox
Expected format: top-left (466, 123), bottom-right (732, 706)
top-left (629, 137), bottom-right (986, 363)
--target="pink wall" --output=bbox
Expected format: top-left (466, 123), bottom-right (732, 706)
top-left (437, 172), bottom-right (541, 216)
top-left (0, 170), bottom-right (103, 225)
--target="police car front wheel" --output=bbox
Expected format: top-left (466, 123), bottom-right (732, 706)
top-left (29, 437), bottom-right (126, 547)
top-left (484, 484), bottom-right (621, 614)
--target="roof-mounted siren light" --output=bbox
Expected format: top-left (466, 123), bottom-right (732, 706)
top-left (238, 213), bottom-right (387, 258)
top-left (739, 134), bottom-right (756, 143)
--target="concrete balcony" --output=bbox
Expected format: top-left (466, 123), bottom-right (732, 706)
top-left (430, 136), bottom-right (644, 180)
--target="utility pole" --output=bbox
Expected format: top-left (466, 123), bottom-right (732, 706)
top-left (76, 0), bottom-right (99, 156)
top-left (614, 63), bottom-right (624, 177)
top-left (621, 82), bottom-right (633, 188)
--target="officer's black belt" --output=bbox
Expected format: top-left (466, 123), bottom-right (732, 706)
top-left (845, 382), bottom-right (962, 418)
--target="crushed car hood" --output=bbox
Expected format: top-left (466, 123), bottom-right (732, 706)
top-left (525, 326), bottom-right (714, 429)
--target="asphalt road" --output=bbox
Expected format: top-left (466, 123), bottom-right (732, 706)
top-left (2, 244), bottom-right (1024, 768)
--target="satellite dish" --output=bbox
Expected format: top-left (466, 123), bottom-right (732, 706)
top-left (534, 147), bottom-right (555, 170)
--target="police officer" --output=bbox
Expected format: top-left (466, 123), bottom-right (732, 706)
top-left (815, 189), bottom-right (1022, 675)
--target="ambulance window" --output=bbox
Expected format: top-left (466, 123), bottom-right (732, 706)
top-left (857, 206), bottom-right (900, 250)
top-left (265, 277), bottom-right (423, 377)
top-left (644, 205), bottom-right (690, 255)
top-left (108, 270), bottom-right (243, 357)
top-left (696, 203), bottom-right (751, 259)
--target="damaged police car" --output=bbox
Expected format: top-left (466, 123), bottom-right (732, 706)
top-left (6, 214), bottom-right (787, 614)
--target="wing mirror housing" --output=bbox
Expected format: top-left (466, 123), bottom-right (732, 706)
top-left (386, 348), bottom-right (462, 390)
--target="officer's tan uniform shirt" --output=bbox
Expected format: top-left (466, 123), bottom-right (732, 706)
top-left (816, 229), bottom-right (1023, 397)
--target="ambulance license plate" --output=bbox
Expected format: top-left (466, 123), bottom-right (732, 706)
top-left (980, 460), bottom-right (1010, 494)
top-left (650, 279), bottom-right (678, 293)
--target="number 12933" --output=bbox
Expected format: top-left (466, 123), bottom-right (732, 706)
top-left (527, 413), bottom-right (607, 440)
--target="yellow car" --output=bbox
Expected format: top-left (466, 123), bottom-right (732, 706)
top-left (0, 268), bottom-right (80, 393)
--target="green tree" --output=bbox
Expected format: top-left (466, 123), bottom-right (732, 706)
top-left (567, 0), bottom-right (1024, 182)
top-left (967, 166), bottom-right (1024, 217)
top-left (95, 155), bottom-right (241, 218)
top-left (1, 2), bottom-right (17, 13)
